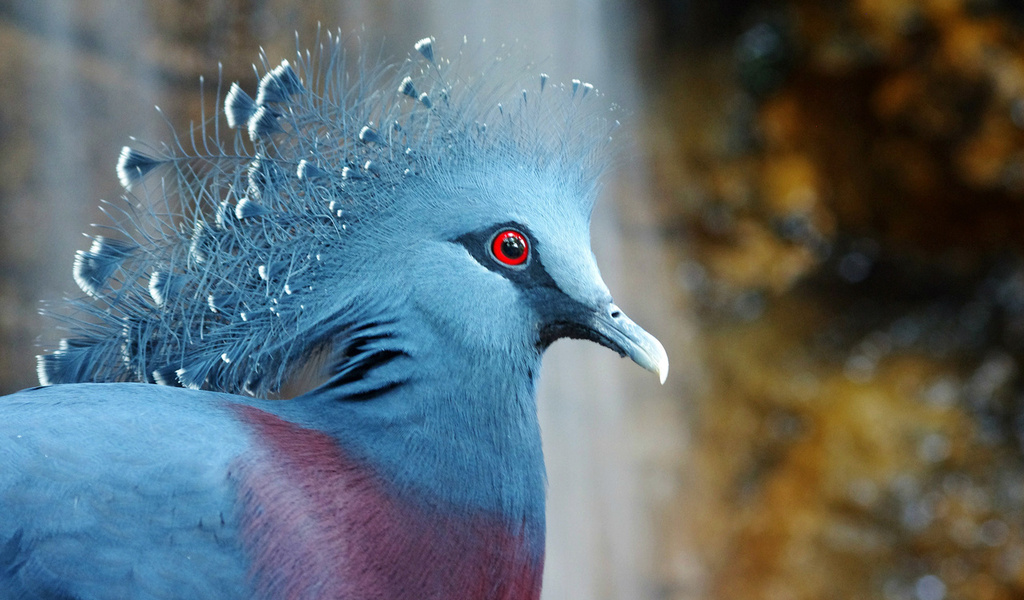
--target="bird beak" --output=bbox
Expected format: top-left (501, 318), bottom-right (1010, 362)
top-left (587, 304), bottom-right (669, 384)
top-left (539, 302), bottom-right (669, 384)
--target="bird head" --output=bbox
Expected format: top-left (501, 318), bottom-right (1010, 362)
top-left (372, 162), bottom-right (668, 384)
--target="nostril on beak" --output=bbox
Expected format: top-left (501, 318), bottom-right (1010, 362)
top-left (609, 304), bottom-right (622, 319)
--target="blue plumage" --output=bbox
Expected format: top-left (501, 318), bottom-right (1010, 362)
top-left (3, 32), bottom-right (668, 599)
top-left (2, 385), bottom-right (253, 598)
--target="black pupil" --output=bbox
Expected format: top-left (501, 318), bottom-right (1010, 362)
top-left (501, 234), bottom-right (526, 260)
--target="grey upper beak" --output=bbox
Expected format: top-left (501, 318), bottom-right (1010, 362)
top-left (538, 300), bottom-right (669, 384)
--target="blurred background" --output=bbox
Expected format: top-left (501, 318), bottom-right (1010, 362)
top-left (3, 0), bottom-right (1024, 599)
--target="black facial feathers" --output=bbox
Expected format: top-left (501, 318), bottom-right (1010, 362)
top-left (455, 223), bottom-right (559, 291)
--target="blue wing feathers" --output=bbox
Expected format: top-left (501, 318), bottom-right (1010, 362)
top-left (0, 385), bottom-right (254, 599)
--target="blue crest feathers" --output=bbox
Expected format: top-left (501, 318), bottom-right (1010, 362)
top-left (38, 31), bottom-right (615, 395)
top-left (224, 82), bottom-right (256, 130)
top-left (116, 147), bottom-right (164, 188)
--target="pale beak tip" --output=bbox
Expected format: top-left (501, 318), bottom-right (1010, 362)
top-left (652, 337), bottom-right (669, 385)
top-left (632, 329), bottom-right (669, 384)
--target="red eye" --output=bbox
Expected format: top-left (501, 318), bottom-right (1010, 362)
top-left (491, 229), bottom-right (529, 266)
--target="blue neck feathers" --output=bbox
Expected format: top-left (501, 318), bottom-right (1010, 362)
top-left (265, 314), bottom-right (548, 539)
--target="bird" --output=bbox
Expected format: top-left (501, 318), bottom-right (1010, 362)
top-left (1, 32), bottom-right (668, 599)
